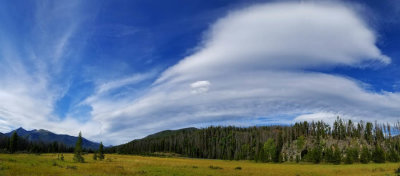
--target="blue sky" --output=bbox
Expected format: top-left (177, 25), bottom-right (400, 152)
top-left (0, 0), bottom-right (399, 145)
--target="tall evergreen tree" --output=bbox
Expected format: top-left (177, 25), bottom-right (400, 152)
top-left (365, 122), bottom-right (373, 144)
top-left (9, 131), bottom-right (18, 153)
top-left (387, 148), bottom-right (399, 162)
top-left (274, 132), bottom-right (283, 163)
top-left (372, 144), bottom-right (385, 163)
top-left (332, 145), bottom-right (341, 165)
top-left (360, 146), bottom-right (371, 164)
top-left (344, 147), bottom-right (359, 164)
top-left (324, 146), bottom-right (334, 163)
top-left (309, 145), bottom-right (322, 163)
top-left (73, 132), bottom-right (85, 163)
top-left (93, 152), bottom-right (98, 160)
top-left (296, 136), bottom-right (305, 151)
top-left (98, 142), bottom-right (105, 160)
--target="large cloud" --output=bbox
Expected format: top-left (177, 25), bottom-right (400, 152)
top-left (0, 1), bottom-right (398, 145)
top-left (84, 2), bottom-right (399, 144)
top-left (157, 2), bottom-right (389, 83)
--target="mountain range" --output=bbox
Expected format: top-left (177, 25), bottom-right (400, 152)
top-left (4, 127), bottom-right (100, 150)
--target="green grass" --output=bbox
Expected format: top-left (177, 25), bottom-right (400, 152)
top-left (0, 153), bottom-right (399, 176)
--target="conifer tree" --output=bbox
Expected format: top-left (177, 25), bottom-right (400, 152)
top-left (274, 132), bottom-right (283, 163)
top-left (372, 144), bottom-right (385, 163)
top-left (360, 146), bottom-right (371, 164)
top-left (387, 148), bottom-right (399, 162)
top-left (73, 132), bottom-right (85, 163)
top-left (310, 145), bottom-right (322, 163)
top-left (296, 136), bottom-right (305, 150)
top-left (9, 131), bottom-right (18, 153)
top-left (324, 146), bottom-right (333, 163)
top-left (93, 152), bottom-right (98, 160)
top-left (344, 147), bottom-right (359, 164)
top-left (365, 122), bottom-right (373, 144)
top-left (332, 145), bottom-right (341, 165)
top-left (258, 145), bottom-right (267, 162)
top-left (98, 142), bottom-right (105, 160)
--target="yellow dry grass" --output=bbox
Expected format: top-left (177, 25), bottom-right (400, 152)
top-left (0, 153), bottom-right (399, 176)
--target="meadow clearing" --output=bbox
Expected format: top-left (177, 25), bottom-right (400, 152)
top-left (0, 153), bottom-right (399, 176)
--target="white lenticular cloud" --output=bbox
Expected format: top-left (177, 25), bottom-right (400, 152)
top-left (82, 2), bottom-right (400, 144)
top-left (190, 81), bottom-right (211, 88)
top-left (190, 81), bottom-right (211, 94)
top-left (157, 2), bottom-right (390, 83)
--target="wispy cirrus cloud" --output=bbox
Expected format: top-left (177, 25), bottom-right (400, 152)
top-left (0, 1), bottom-right (98, 136)
top-left (97, 72), bottom-right (156, 95)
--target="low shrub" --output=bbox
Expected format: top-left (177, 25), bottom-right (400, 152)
top-left (209, 165), bottom-right (223, 170)
top-left (66, 165), bottom-right (77, 170)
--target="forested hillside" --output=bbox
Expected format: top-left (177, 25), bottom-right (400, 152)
top-left (0, 128), bottom-right (99, 153)
top-left (109, 118), bottom-right (400, 164)
top-left (0, 131), bottom-right (74, 153)
top-left (5, 128), bottom-right (99, 149)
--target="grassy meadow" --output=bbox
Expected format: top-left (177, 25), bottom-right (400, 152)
top-left (0, 153), bottom-right (399, 176)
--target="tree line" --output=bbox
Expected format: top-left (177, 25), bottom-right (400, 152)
top-left (108, 117), bottom-right (400, 164)
top-left (0, 132), bottom-right (74, 153)
top-left (0, 131), bottom-right (106, 163)
top-left (0, 131), bottom-right (104, 156)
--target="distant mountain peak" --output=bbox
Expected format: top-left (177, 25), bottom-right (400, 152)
top-left (36, 129), bottom-right (51, 133)
top-left (12, 127), bottom-right (30, 136)
top-left (6, 127), bottom-right (100, 149)
top-left (15, 127), bottom-right (27, 131)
